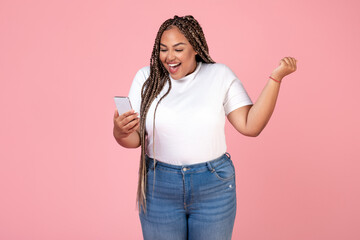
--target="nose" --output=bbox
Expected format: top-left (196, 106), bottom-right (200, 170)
top-left (167, 50), bottom-right (176, 62)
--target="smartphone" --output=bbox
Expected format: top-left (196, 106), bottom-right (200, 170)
top-left (114, 96), bottom-right (133, 115)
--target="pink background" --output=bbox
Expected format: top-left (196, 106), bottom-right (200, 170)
top-left (1, 0), bottom-right (359, 239)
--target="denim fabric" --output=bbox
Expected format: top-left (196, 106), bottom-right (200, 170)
top-left (139, 153), bottom-right (237, 240)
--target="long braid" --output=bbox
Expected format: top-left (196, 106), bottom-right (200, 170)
top-left (136, 15), bottom-right (215, 213)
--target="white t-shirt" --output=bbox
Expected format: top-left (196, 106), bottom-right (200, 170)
top-left (128, 62), bottom-right (253, 165)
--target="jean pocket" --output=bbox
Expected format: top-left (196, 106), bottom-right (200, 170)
top-left (212, 158), bottom-right (235, 181)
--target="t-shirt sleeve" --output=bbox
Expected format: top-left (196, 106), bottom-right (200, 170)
top-left (128, 66), bottom-right (150, 116)
top-left (222, 66), bottom-right (253, 115)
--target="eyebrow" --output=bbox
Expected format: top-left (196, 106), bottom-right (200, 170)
top-left (160, 42), bottom-right (187, 48)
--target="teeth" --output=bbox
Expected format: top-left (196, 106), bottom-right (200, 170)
top-left (168, 63), bottom-right (180, 67)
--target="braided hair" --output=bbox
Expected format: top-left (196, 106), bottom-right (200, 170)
top-left (137, 15), bottom-right (215, 213)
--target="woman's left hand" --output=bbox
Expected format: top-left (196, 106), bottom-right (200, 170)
top-left (270, 57), bottom-right (297, 81)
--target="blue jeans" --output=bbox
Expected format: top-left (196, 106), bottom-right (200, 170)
top-left (139, 153), bottom-right (237, 240)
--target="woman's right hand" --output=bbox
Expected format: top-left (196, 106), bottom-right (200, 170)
top-left (113, 109), bottom-right (140, 139)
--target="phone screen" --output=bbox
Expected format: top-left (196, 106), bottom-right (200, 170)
top-left (114, 96), bottom-right (132, 115)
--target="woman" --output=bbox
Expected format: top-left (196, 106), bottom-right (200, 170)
top-left (113, 15), bottom-right (297, 240)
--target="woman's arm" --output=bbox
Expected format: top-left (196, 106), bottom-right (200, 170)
top-left (227, 57), bottom-right (297, 137)
top-left (113, 110), bottom-right (141, 148)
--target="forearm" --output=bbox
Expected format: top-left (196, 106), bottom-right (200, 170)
top-left (113, 129), bottom-right (141, 148)
top-left (245, 77), bottom-right (281, 136)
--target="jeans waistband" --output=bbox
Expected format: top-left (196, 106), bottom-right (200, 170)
top-left (145, 152), bottom-right (231, 172)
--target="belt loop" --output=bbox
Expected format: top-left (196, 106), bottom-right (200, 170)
top-left (206, 161), bottom-right (215, 173)
top-left (225, 152), bottom-right (231, 159)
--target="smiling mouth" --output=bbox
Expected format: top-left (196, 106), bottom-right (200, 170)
top-left (168, 63), bottom-right (181, 74)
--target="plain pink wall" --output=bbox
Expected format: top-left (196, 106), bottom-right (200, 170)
top-left (1, 0), bottom-right (359, 239)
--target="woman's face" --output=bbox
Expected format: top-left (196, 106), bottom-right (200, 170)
top-left (159, 26), bottom-right (198, 80)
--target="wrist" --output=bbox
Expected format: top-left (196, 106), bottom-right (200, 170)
top-left (269, 73), bottom-right (283, 82)
top-left (269, 76), bottom-right (281, 84)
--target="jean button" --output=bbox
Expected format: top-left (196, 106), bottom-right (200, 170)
top-left (182, 167), bottom-right (187, 171)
